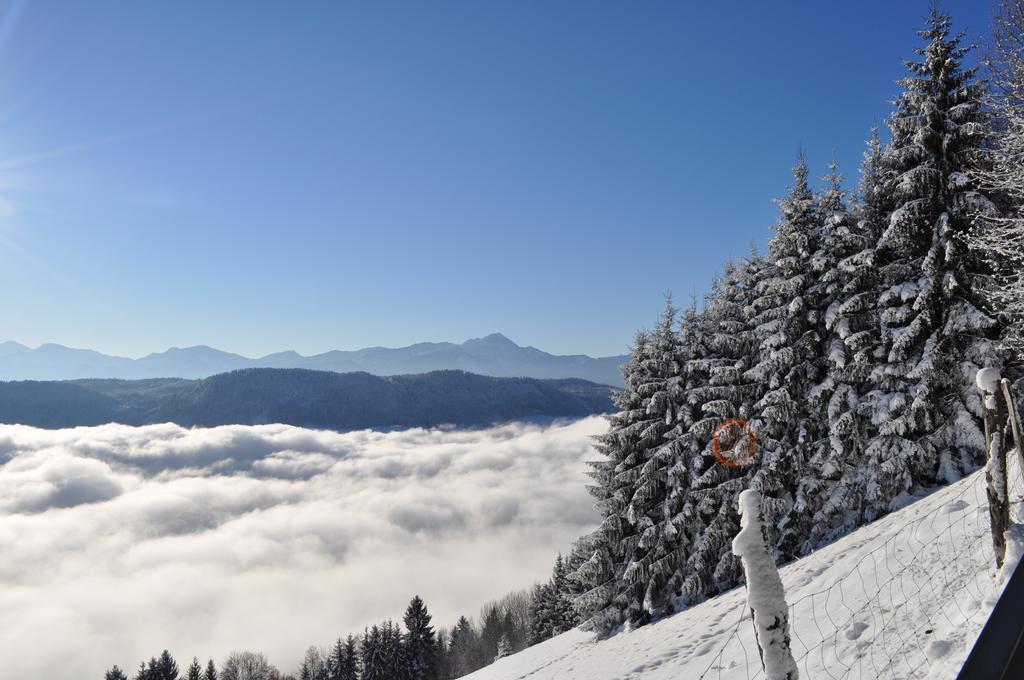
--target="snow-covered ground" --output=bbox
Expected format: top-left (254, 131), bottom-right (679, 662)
top-left (469, 457), bottom-right (1024, 680)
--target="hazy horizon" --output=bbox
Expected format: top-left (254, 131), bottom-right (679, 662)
top-left (0, 331), bottom-right (628, 361)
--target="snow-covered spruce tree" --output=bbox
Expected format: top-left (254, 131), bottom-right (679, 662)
top-left (635, 298), bottom-right (714, 616)
top-left (403, 595), bottom-right (437, 680)
top-left (803, 134), bottom-right (892, 548)
top-left (864, 7), bottom-right (1002, 517)
top-left (744, 154), bottom-right (825, 561)
top-left (612, 296), bottom-right (685, 624)
top-left (448, 616), bottom-right (480, 678)
top-left (361, 626), bottom-right (386, 680)
top-left (573, 327), bottom-right (663, 634)
top-left (681, 249), bottom-right (769, 602)
top-left (495, 633), bottom-right (513, 660)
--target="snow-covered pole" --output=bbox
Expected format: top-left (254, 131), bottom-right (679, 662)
top-left (978, 368), bottom-right (1011, 568)
top-left (731, 489), bottom-right (798, 680)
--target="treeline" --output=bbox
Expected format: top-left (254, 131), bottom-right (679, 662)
top-left (105, 552), bottom-right (583, 680)
top-left (570, 5), bottom-right (1023, 637)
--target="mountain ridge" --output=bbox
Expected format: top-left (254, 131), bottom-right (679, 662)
top-left (0, 368), bottom-right (615, 431)
top-left (0, 334), bottom-right (628, 386)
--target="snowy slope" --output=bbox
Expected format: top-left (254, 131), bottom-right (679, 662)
top-left (468, 459), bottom-right (1024, 680)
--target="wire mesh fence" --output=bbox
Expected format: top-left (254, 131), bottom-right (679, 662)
top-left (695, 455), bottom-right (1023, 680)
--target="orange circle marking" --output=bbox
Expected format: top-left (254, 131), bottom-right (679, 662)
top-left (712, 418), bottom-right (759, 468)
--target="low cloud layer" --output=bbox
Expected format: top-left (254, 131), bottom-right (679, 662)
top-left (0, 417), bottom-right (605, 678)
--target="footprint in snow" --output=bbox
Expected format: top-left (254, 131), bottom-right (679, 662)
top-left (946, 500), bottom-right (969, 513)
top-left (926, 639), bottom-right (952, 660)
top-left (844, 621), bottom-right (869, 640)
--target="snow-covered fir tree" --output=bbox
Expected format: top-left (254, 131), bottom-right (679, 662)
top-left (681, 249), bottom-right (768, 602)
top-left (864, 6), bottom-right (1002, 516)
top-left (803, 134), bottom-right (891, 547)
top-left (361, 626), bottom-right (386, 680)
top-left (744, 153), bottom-right (824, 560)
top-left (573, 330), bottom-right (653, 634)
top-left (495, 634), bottom-right (513, 660)
top-left (636, 297), bottom-right (713, 617)
top-left (403, 595), bottom-right (437, 680)
top-left (616, 296), bottom-right (684, 624)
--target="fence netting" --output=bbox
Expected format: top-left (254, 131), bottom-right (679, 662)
top-left (696, 452), bottom-right (1024, 680)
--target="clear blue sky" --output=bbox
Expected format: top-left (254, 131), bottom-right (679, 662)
top-left (0, 0), bottom-right (991, 358)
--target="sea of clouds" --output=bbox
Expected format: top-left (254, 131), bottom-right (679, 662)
top-left (0, 416), bottom-right (605, 678)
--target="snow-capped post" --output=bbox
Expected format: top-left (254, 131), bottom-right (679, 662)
top-left (731, 489), bottom-right (798, 680)
top-left (978, 368), bottom-right (1011, 568)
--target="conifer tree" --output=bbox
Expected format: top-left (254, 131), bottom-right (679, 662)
top-left (403, 595), bottom-right (436, 680)
top-left (448, 616), bottom-right (479, 678)
top-left (865, 6), bottom-right (1002, 516)
top-left (203, 660), bottom-right (218, 680)
top-left (186, 658), bottom-right (203, 680)
top-left (573, 330), bottom-right (652, 634)
top-left (745, 153), bottom-right (824, 560)
top-left (549, 553), bottom-right (579, 633)
top-left (805, 131), bottom-right (891, 546)
top-left (106, 666), bottom-right (130, 680)
top-left (793, 161), bottom-right (869, 552)
top-left (495, 634), bottom-right (513, 660)
top-left (614, 296), bottom-right (683, 624)
top-left (361, 626), bottom-right (385, 680)
top-left (155, 651), bottom-right (180, 680)
top-left (682, 250), bottom-right (767, 601)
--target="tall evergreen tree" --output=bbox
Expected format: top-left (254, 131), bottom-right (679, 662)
top-left (865, 6), bottom-right (1002, 516)
top-left (744, 153), bottom-right (824, 560)
top-left (682, 249), bottom-right (767, 601)
top-left (361, 626), bottom-right (385, 680)
top-left (573, 330), bottom-right (652, 634)
top-left (615, 296), bottom-right (683, 624)
top-left (448, 616), bottom-right (479, 677)
top-left (203, 660), bottom-right (218, 680)
top-left (805, 131), bottom-right (892, 547)
top-left (403, 595), bottom-right (436, 680)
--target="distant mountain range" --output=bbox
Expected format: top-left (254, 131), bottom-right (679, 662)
top-left (0, 334), bottom-right (627, 386)
top-left (0, 369), bottom-right (615, 431)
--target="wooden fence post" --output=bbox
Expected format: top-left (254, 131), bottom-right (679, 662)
top-left (978, 368), bottom-right (1011, 568)
top-left (732, 489), bottom-right (798, 680)
top-left (1001, 378), bottom-right (1024, 481)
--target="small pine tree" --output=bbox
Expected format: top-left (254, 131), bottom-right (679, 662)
top-left (106, 666), bottom-right (130, 680)
top-left (203, 660), bottom-right (218, 680)
top-left (185, 658), bottom-right (203, 680)
top-left (154, 651), bottom-right (179, 680)
top-left (495, 634), bottom-right (513, 660)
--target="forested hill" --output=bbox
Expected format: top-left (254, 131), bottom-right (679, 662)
top-left (0, 369), bottom-right (615, 430)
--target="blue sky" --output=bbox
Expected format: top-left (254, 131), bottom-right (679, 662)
top-left (0, 1), bottom-right (991, 358)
